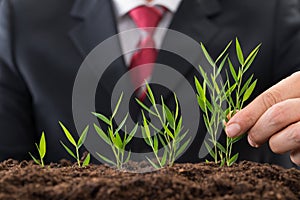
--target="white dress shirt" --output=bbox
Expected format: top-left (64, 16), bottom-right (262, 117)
top-left (112, 0), bottom-right (182, 66)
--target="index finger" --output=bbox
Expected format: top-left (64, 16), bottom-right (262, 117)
top-left (225, 72), bottom-right (300, 138)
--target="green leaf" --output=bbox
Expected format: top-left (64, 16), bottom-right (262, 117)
top-left (35, 143), bottom-right (40, 155)
top-left (157, 133), bottom-right (167, 148)
top-left (145, 83), bottom-right (156, 105)
top-left (115, 113), bottom-right (128, 134)
top-left (29, 152), bottom-right (41, 166)
top-left (228, 153), bottom-right (239, 166)
top-left (125, 124), bottom-right (138, 145)
top-left (201, 43), bottom-right (215, 68)
top-left (226, 136), bottom-right (232, 147)
top-left (175, 138), bottom-right (191, 159)
top-left (204, 141), bottom-right (215, 159)
top-left (114, 132), bottom-right (123, 149)
top-left (112, 92), bottom-right (123, 119)
top-left (82, 153), bottom-right (90, 167)
top-left (240, 74), bottom-right (254, 96)
top-left (60, 141), bottom-right (76, 159)
top-left (141, 127), bottom-right (151, 146)
top-left (197, 95), bottom-right (206, 112)
top-left (228, 58), bottom-right (238, 82)
top-left (160, 96), bottom-right (167, 122)
top-left (108, 127), bottom-right (115, 142)
top-left (215, 40), bottom-right (232, 64)
top-left (195, 77), bottom-right (205, 98)
top-left (94, 124), bottom-right (112, 145)
top-left (77, 125), bottom-right (89, 148)
top-left (175, 117), bottom-right (183, 138)
top-left (199, 66), bottom-right (214, 91)
top-left (59, 122), bottom-right (77, 147)
top-left (235, 38), bottom-right (244, 65)
top-left (124, 151), bottom-right (131, 164)
top-left (176, 130), bottom-right (189, 144)
top-left (149, 122), bottom-right (162, 135)
top-left (136, 98), bottom-right (157, 117)
top-left (96, 152), bottom-right (116, 166)
top-left (225, 83), bottom-right (237, 99)
top-left (243, 44), bottom-right (261, 72)
top-left (216, 54), bottom-right (228, 76)
top-left (232, 134), bottom-right (245, 144)
top-left (242, 80), bottom-right (257, 102)
top-left (92, 112), bottom-right (111, 125)
top-left (142, 112), bottom-right (151, 138)
top-left (163, 104), bottom-right (175, 129)
top-left (161, 148), bottom-right (168, 167)
top-left (205, 99), bottom-right (213, 113)
top-left (146, 157), bottom-right (161, 169)
top-left (153, 135), bottom-right (158, 152)
top-left (174, 93), bottom-right (179, 120)
top-left (39, 132), bottom-right (46, 159)
top-left (163, 125), bottom-right (174, 140)
top-left (216, 142), bottom-right (226, 154)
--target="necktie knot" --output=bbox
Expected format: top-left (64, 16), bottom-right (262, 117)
top-left (129, 6), bottom-right (164, 29)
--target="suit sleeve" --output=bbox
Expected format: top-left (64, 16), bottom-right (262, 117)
top-left (0, 0), bottom-right (36, 161)
top-left (273, 0), bottom-right (300, 81)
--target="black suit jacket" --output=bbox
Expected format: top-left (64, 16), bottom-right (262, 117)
top-left (0, 0), bottom-right (300, 168)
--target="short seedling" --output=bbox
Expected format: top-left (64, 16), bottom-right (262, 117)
top-left (59, 122), bottom-right (90, 167)
top-left (93, 92), bottom-right (138, 170)
top-left (137, 84), bottom-right (190, 169)
top-left (29, 132), bottom-right (46, 167)
top-left (195, 38), bottom-right (260, 166)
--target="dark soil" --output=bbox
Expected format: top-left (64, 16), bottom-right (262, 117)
top-left (0, 159), bottom-right (299, 200)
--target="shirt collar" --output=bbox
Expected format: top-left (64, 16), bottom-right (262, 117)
top-left (112, 0), bottom-right (182, 17)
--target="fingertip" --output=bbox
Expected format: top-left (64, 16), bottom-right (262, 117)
top-left (225, 123), bottom-right (241, 138)
top-left (247, 135), bottom-right (259, 148)
top-left (291, 150), bottom-right (300, 166)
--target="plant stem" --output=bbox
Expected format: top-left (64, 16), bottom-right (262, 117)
top-left (76, 147), bottom-right (80, 167)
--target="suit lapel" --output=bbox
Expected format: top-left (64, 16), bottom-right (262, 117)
top-left (169, 0), bottom-right (221, 45)
top-left (69, 0), bottom-right (127, 94)
top-left (69, 0), bottom-right (117, 58)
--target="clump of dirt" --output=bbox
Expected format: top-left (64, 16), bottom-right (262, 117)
top-left (0, 159), bottom-right (299, 200)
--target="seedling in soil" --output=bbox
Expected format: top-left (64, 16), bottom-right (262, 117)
top-left (59, 122), bottom-right (90, 167)
top-left (137, 84), bottom-right (190, 169)
top-left (29, 131), bottom-right (46, 167)
top-left (93, 92), bottom-right (138, 170)
top-left (195, 38), bottom-right (260, 166)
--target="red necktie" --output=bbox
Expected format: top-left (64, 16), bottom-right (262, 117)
top-left (129, 6), bottom-right (165, 100)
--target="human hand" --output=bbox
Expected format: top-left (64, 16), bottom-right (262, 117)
top-left (225, 72), bottom-right (300, 166)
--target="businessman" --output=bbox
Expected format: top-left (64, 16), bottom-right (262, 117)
top-left (0, 0), bottom-right (300, 168)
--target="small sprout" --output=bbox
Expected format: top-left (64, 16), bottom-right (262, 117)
top-left (59, 122), bottom-right (90, 167)
top-left (93, 92), bottom-right (138, 170)
top-left (137, 84), bottom-right (190, 169)
top-left (29, 132), bottom-right (46, 167)
top-left (196, 38), bottom-right (260, 166)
